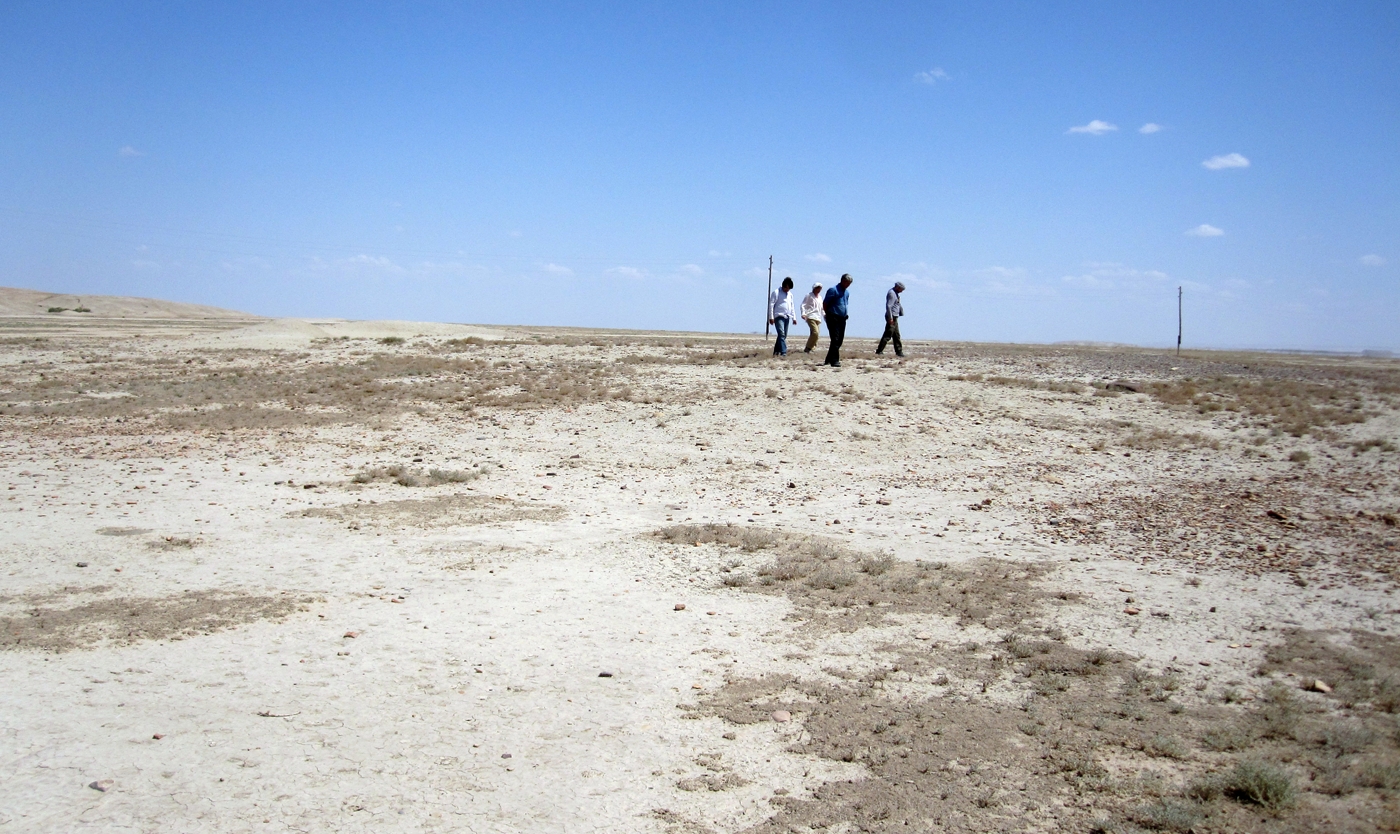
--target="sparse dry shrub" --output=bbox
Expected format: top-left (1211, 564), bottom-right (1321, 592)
top-left (1131, 798), bottom-right (1201, 832)
top-left (1222, 760), bottom-right (1297, 809)
top-left (858, 553), bottom-right (894, 575)
top-left (148, 535), bottom-right (199, 551)
top-left (1147, 377), bottom-right (1371, 436)
top-left (1, 348), bottom-right (674, 432)
top-left (1118, 427), bottom-right (1221, 451)
top-left (1144, 734), bottom-right (1190, 760)
top-left (352, 464), bottom-right (486, 487)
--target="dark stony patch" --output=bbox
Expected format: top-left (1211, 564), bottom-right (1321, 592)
top-left (0, 589), bottom-right (317, 651)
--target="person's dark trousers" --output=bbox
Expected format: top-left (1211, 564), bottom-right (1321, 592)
top-left (823, 314), bottom-right (847, 365)
top-left (772, 316), bottom-right (790, 355)
top-left (876, 318), bottom-right (903, 356)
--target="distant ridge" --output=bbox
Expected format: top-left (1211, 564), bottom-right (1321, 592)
top-left (0, 286), bottom-right (261, 320)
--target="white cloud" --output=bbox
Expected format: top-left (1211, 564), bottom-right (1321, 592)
top-left (975, 266), bottom-right (1027, 279)
top-left (1061, 264), bottom-right (1170, 289)
top-left (606, 266), bottom-right (646, 280)
top-left (677, 264), bottom-right (703, 276)
top-left (1202, 153), bottom-right (1249, 170)
top-left (805, 253), bottom-right (831, 263)
top-left (914, 68), bottom-right (949, 84)
top-left (1186, 224), bottom-right (1225, 237)
top-left (1067, 120), bottom-right (1117, 135)
top-left (707, 249), bottom-right (730, 258)
top-left (118, 145), bottom-right (143, 157)
top-left (1138, 123), bottom-right (1162, 134)
top-left (810, 272), bottom-right (837, 284)
top-left (1360, 254), bottom-right (1386, 267)
top-left (542, 263), bottom-right (573, 276)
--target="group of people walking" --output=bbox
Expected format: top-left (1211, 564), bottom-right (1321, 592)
top-left (768, 274), bottom-right (905, 367)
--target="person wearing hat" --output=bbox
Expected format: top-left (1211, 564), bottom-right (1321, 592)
top-left (877, 280), bottom-right (905, 357)
top-left (822, 274), bottom-right (853, 367)
top-left (799, 282), bottom-right (824, 353)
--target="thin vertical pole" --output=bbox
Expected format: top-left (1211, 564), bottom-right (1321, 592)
top-left (1176, 286), bottom-right (1182, 357)
top-left (765, 255), bottom-right (773, 337)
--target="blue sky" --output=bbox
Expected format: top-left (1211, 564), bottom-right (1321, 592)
top-left (1, 2), bottom-right (1396, 350)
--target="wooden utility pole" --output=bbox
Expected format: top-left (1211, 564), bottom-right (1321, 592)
top-left (765, 255), bottom-right (773, 337)
top-left (1176, 286), bottom-right (1183, 357)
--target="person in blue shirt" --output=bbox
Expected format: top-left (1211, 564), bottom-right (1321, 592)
top-left (822, 274), bottom-right (853, 367)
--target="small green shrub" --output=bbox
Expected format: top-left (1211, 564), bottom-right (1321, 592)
top-left (1132, 798), bottom-right (1201, 832)
top-left (1223, 760), bottom-right (1296, 809)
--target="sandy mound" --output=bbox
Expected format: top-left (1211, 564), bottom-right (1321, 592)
top-left (0, 285), bottom-right (259, 319)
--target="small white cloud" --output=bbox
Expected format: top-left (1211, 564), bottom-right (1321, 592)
top-left (810, 272), bottom-right (837, 284)
top-left (677, 264), bottom-right (703, 276)
top-left (340, 254), bottom-right (407, 274)
top-left (914, 68), bottom-right (949, 84)
top-left (975, 266), bottom-right (1027, 279)
top-left (1360, 254), bottom-right (1386, 267)
top-left (805, 253), bottom-right (831, 263)
top-left (606, 266), bottom-right (646, 280)
top-left (1186, 224), bottom-right (1225, 237)
top-left (542, 263), bottom-right (573, 276)
top-left (1138, 123), bottom-right (1162, 134)
top-left (1202, 153), bottom-right (1249, 170)
top-left (1068, 120), bottom-right (1117, 135)
top-left (118, 145), bottom-right (143, 157)
top-left (707, 249), bottom-right (730, 258)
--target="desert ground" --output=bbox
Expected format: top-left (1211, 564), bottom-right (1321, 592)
top-left (2, 293), bottom-right (1398, 833)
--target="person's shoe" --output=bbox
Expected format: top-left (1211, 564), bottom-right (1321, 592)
top-left (895, 353), bottom-right (905, 357)
top-left (829, 362), bottom-right (841, 367)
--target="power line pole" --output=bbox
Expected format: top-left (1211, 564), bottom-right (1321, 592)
top-left (765, 255), bottom-right (773, 337)
top-left (1176, 286), bottom-right (1183, 357)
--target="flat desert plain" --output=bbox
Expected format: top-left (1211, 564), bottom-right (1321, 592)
top-left (2, 307), bottom-right (1399, 833)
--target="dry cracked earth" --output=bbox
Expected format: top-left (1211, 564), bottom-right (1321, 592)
top-left (1, 316), bottom-right (1398, 833)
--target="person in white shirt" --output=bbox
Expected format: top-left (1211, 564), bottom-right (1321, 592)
top-left (799, 283), bottom-right (824, 353)
top-left (767, 277), bottom-right (796, 356)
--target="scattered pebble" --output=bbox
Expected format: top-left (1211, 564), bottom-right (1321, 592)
top-left (343, 631), bottom-right (359, 639)
top-left (1308, 679), bottom-right (1333, 694)
top-left (75, 562), bottom-right (88, 568)
top-left (598, 671), bottom-right (613, 678)
top-left (152, 733), bottom-right (164, 740)
top-left (501, 753), bottom-right (512, 759)
top-left (915, 632), bottom-right (933, 640)
top-left (1123, 607), bottom-right (1141, 615)
top-left (722, 732), bottom-right (736, 740)
top-left (706, 611), bottom-right (717, 616)
top-left (674, 603), bottom-right (686, 611)
top-left (88, 780), bottom-right (113, 792)
top-left (771, 710), bottom-right (791, 723)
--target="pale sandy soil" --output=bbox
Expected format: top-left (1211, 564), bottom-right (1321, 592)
top-left (2, 310), bottom-right (1398, 833)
